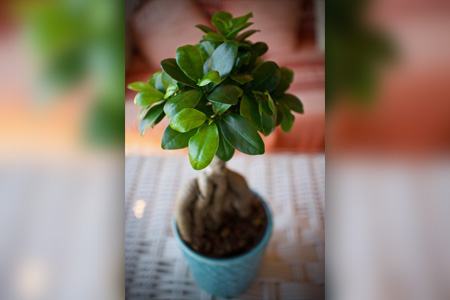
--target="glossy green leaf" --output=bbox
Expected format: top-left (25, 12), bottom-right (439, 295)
top-left (278, 93), bottom-right (304, 113)
top-left (211, 11), bottom-right (233, 35)
top-left (199, 41), bottom-right (215, 56)
top-left (206, 41), bottom-right (238, 77)
top-left (128, 81), bottom-right (152, 92)
top-left (258, 100), bottom-right (276, 136)
top-left (195, 97), bottom-right (214, 116)
top-left (253, 91), bottom-right (269, 112)
top-left (218, 113), bottom-right (264, 155)
top-left (273, 67), bottom-right (294, 97)
top-left (152, 73), bottom-right (165, 92)
top-left (235, 51), bottom-right (252, 69)
top-left (251, 61), bottom-right (280, 92)
top-left (232, 12), bottom-right (253, 26)
top-left (150, 71), bottom-right (176, 92)
top-left (134, 88), bottom-right (164, 106)
top-left (161, 58), bottom-right (196, 86)
top-left (279, 104), bottom-right (295, 132)
top-left (251, 42), bottom-right (268, 57)
top-left (202, 32), bottom-right (224, 43)
top-left (236, 29), bottom-right (260, 41)
top-left (176, 45), bottom-right (204, 81)
top-left (196, 45), bottom-right (208, 63)
top-left (227, 22), bottom-right (253, 39)
top-left (170, 108), bottom-right (207, 133)
top-left (207, 84), bottom-right (243, 105)
top-left (265, 92), bottom-right (277, 115)
top-left (139, 103), bottom-right (165, 134)
top-left (161, 126), bottom-right (195, 149)
top-left (188, 123), bottom-right (219, 170)
top-left (240, 94), bottom-right (261, 130)
top-left (198, 70), bottom-right (221, 86)
top-left (164, 83), bottom-right (178, 99)
top-left (139, 106), bottom-right (151, 120)
top-left (195, 24), bottom-right (214, 33)
top-left (212, 102), bottom-right (231, 115)
top-left (164, 89), bottom-right (203, 117)
top-left (230, 73), bottom-right (253, 84)
top-left (216, 128), bottom-right (235, 161)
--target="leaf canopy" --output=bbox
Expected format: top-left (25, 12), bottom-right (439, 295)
top-left (128, 11), bottom-right (303, 169)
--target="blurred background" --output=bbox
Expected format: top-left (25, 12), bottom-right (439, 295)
top-left (125, 0), bottom-right (325, 155)
top-left (0, 0), bottom-right (123, 300)
top-left (327, 0), bottom-right (450, 299)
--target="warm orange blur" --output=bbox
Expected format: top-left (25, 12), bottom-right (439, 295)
top-left (329, 0), bottom-right (450, 156)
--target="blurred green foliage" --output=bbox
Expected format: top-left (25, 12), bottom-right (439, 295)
top-left (21, 0), bottom-right (124, 146)
top-left (326, 0), bottom-right (395, 108)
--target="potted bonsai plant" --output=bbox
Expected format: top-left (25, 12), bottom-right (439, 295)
top-left (128, 11), bottom-right (303, 298)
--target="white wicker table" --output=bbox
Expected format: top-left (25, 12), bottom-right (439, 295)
top-left (125, 154), bottom-right (324, 300)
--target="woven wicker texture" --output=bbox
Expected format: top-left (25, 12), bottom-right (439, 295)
top-left (125, 154), bottom-right (325, 300)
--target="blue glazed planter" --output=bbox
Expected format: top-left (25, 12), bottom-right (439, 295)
top-left (172, 197), bottom-right (273, 298)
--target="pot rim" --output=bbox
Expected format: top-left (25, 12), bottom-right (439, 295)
top-left (172, 193), bottom-right (273, 265)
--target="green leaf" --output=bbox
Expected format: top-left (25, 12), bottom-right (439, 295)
top-left (139, 106), bottom-right (151, 120)
top-left (196, 44), bottom-right (209, 63)
top-left (212, 11), bottom-right (233, 22)
top-left (196, 24), bottom-right (214, 33)
top-left (235, 51), bottom-right (252, 69)
top-left (206, 41), bottom-right (238, 77)
top-left (212, 102), bottom-right (231, 115)
top-left (230, 73), bottom-right (253, 84)
top-left (139, 103), bottom-right (165, 134)
top-left (227, 22), bottom-right (253, 39)
top-left (199, 41), bottom-right (215, 56)
top-left (211, 11), bottom-right (233, 35)
top-left (150, 72), bottom-right (176, 92)
top-left (176, 45), bottom-right (204, 81)
top-left (254, 92), bottom-right (272, 115)
top-left (207, 84), bottom-right (243, 105)
top-left (240, 94), bottom-right (261, 130)
top-left (134, 88), bottom-right (164, 106)
top-left (202, 32), bottom-right (224, 43)
top-left (198, 70), bottom-right (221, 86)
top-left (218, 113), bottom-right (264, 155)
top-left (188, 123), bottom-right (219, 170)
top-left (258, 100), bottom-right (276, 135)
top-left (195, 97), bottom-right (214, 116)
top-left (161, 126), bottom-right (195, 149)
top-left (128, 81), bottom-right (152, 92)
top-left (251, 42), bottom-right (268, 57)
top-left (164, 83), bottom-right (178, 99)
top-left (273, 67), bottom-right (294, 97)
top-left (161, 58), bottom-right (196, 86)
top-left (278, 93), bottom-right (304, 113)
top-left (279, 104), bottom-right (295, 132)
top-left (170, 108), bottom-right (207, 133)
top-left (265, 92), bottom-right (277, 115)
top-left (232, 12), bottom-right (253, 27)
top-left (153, 73), bottom-right (165, 92)
top-left (216, 128), bottom-right (235, 161)
top-left (236, 29), bottom-right (259, 41)
top-left (164, 89), bottom-right (203, 117)
top-left (251, 61), bottom-right (280, 92)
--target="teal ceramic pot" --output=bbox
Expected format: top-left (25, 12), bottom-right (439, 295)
top-left (172, 197), bottom-right (273, 298)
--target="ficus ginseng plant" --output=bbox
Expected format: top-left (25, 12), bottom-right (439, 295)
top-left (128, 11), bottom-right (303, 170)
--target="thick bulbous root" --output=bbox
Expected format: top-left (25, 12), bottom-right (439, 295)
top-left (175, 158), bottom-right (254, 244)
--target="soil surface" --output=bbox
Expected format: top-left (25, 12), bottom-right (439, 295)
top-left (182, 194), bottom-right (268, 258)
